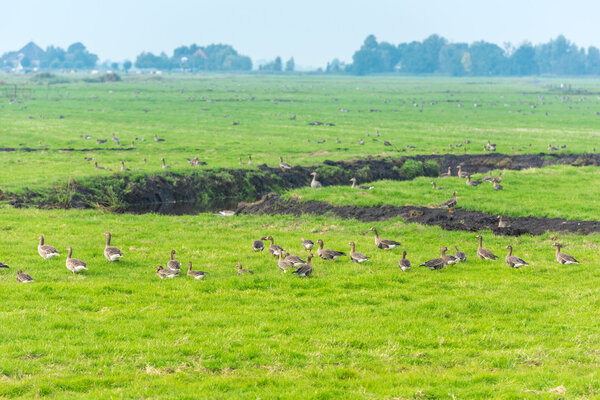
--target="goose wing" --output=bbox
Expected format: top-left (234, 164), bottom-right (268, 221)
top-left (320, 249), bottom-right (345, 260)
top-left (558, 252), bottom-right (579, 264)
top-left (351, 252), bottom-right (369, 263)
top-left (380, 239), bottom-right (400, 248)
top-left (440, 198), bottom-right (457, 208)
top-left (478, 248), bottom-right (498, 260)
top-left (506, 255), bottom-right (528, 267)
top-left (292, 264), bottom-right (312, 276)
top-left (399, 259), bottom-right (411, 270)
top-left (420, 257), bottom-right (445, 270)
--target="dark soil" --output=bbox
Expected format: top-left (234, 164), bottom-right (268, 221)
top-left (237, 194), bottom-right (600, 236)
top-left (0, 147), bottom-right (134, 152)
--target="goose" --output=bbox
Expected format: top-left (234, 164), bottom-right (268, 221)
top-left (453, 245), bottom-right (466, 262)
top-left (359, 139), bottom-right (365, 145)
top-left (94, 162), bottom-right (107, 170)
top-left (419, 247), bottom-right (447, 270)
top-left (238, 157), bottom-right (244, 165)
top-left (481, 171), bottom-right (495, 182)
top-left (398, 251), bottom-right (411, 271)
top-left (457, 165), bottom-right (468, 178)
top-left (439, 191), bottom-right (457, 213)
top-left (493, 180), bottom-right (503, 190)
top-left (348, 242), bottom-right (369, 263)
top-left (167, 250), bottom-right (180, 271)
top-left (476, 235), bottom-right (498, 260)
top-left (495, 173), bottom-right (503, 183)
top-left (266, 236), bottom-right (284, 258)
top-left (441, 246), bottom-right (458, 265)
top-left (188, 157), bottom-right (205, 167)
top-left (350, 178), bottom-right (374, 190)
top-left (111, 133), bottom-right (119, 143)
top-left (292, 254), bottom-right (313, 277)
top-left (277, 252), bottom-right (294, 272)
top-left (157, 265), bottom-right (179, 279)
top-left (38, 235), bottom-right (60, 259)
top-left (96, 139), bottom-right (107, 144)
top-left (0, 261), bottom-right (8, 268)
top-left (154, 134), bottom-right (165, 142)
top-left (161, 158), bottom-right (170, 169)
top-left (316, 239), bottom-right (346, 262)
top-left (237, 262), bottom-right (254, 275)
top-left (247, 155), bottom-right (253, 165)
top-left (301, 238), bottom-right (314, 252)
top-left (466, 175), bottom-right (481, 186)
top-left (252, 238), bottom-right (265, 252)
top-left (120, 161), bottom-right (130, 171)
top-left (497, 215), bottom-right (508, 228)
top-left (66, 246), bottom-right (88, 274)
top-left (369, 227), bottom-right (400, 250)
top-left (431, 181), bottom-right (446, 190)
top-left (279, 157), bottom-right (292, 171)
top-left (103, 232), bottom-right (123, 262)
top-left (310, 172), bottom-right (322, 188)
top-left (187, 262), bottom-right (206, 279)
top-left (17, 270), bottom-right (34, 283)
top-left (215, 210), bottom-right (236, 217)
top-left (553, 243), bottom-right (579, 265)
top-left (505, 245), bottom-right (528, 268)
top-left (440, 167), bottom-right (452, 178)
top-left (284, 252), bottom-right (307, 267)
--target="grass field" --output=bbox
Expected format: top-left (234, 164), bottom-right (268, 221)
top-left (2, 74), bottom-right (600, 190)
top-left (287, 165), bottom-right (600, 221)
top-left (2, 74), bottom-right (600, 399)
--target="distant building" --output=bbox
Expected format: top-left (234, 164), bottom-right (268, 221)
top-left (1, 41), bottom-right (45, 72)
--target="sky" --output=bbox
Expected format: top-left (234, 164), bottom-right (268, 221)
top-left (3, 0), bottom-right (600, 69)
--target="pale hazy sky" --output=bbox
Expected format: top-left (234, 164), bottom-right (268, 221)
top-left (3, 0), bottom-right (600, 69)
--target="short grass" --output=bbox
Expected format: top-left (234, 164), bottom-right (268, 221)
top-left (287, 165), bottom-right (600, 221)
top-left (2, 75), bottom-right (600, 191)
top-left (1, 207), bottom-right (600, 398)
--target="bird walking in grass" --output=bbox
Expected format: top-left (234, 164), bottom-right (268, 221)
top-left (292, 254), bottom-right (313, 277)
top-left (476, 235), bottom-right (498, 260)
top-left (266, 236), bottom-right (284, 258)
top-left (350, 177), bottom-right (374, 190)
top-left (167, 250), bottom-right (180, 271)
top-left (301, 238), bottom-right (314, 252)
top-left (279, 156), bottom-right (292, 171)
top-left (103, 232), bottom-right (123, 262)
top-left (253, 238), bottom-right (265, 252)
top-left (310, 172), bottom-right (322, 188)
top-left (38, 235), bottom-right (60, 259)
top-left (505, 245), bottom-right (529, 268)
top-left (348, 241), bottom-right (369, 263)
top-left (66, 247), bottom-right (88, 274)
top-left (398, 251), bottom-right (411, 271)
top-left (284, 252), bottom-right (307, 267)
top-left (440, 246), bottom-right (458, 266)
top-left (17, 270), bottom-right (34, 283)
top-left (553, 243), bottom-right (579, 265)
top-left (453, 245), bottom-right (466, 262)
top-left (420, 247), bottom-right (447, 270)
top-left (316, 239), bottom-right (346, 262)
top-left (369, 227), bottom-right (400, 250)
top-left (440, 191), bottom-right (457, 213)
top-left (277, 252), bottom-right (294, 272)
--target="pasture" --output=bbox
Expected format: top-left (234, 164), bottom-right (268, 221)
top-left (1, 74), bottom-right (600, 399)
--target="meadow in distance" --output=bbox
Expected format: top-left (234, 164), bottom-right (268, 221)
top-left (1, 74), bottom-right (600, 399)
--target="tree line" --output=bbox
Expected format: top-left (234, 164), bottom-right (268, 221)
top-left (340, 34), bottom-right (600, 76)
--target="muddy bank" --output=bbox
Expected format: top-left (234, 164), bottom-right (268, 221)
top-left (237, 194), bottom-right (600, 236)
top-left (5, 152), bottom-right (600, 215)
top-left (0, 147), bottom-right (134, 152)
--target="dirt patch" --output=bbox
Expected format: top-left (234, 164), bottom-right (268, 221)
top-left (237, 194), bottom-right (600, 236)
top-left (0, 147), bottom-right (134, 152)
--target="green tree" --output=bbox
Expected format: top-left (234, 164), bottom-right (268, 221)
top-left (285, 57), bottom-right (295, 72)
top-left (123, 60), bottom-right (132, 72)
top-left (111, 62), bottom-right (119, 71)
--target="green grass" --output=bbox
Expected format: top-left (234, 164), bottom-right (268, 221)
top-left (1, 206), bottom-right (600, 398)
top-left (2, 75), bottom-right (600, 191)
top-left (287, 165), bottom-right (600, 221)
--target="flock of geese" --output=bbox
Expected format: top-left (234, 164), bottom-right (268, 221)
top-left (4, 227), bottom-right (579, 284)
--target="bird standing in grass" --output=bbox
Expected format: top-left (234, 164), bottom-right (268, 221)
top-left (440, 191), bottom-right (458, 213)
top-left (252, 238), bottom-right (265, 252)
top-left (279, 157), bottom-right (292, 171)
top-left (293, 254), bottom-right (313, 277)
top-left (369, 227), bottom-right (400, 250)
top-left (103, 232), bottom-right (123, 262)
top-left (348, 242), bottom-right (369, 263)
top-left (167, 250), bottom-right (180, 271)
top-left (38, 235), bottom-right (60, 259)
top-left (301, 238), bottom-right (314, 252)
top-left (66, 247), bottom-right (88, 274)
top-left (187, 262), bottom-right (206, 279)
top-left (505, 245), bottom-right (529, 268)
top-left (553, 243), bottom-right (579, 265)
top-left (17, 270), bottom-right (34, 283)
top-left (316, 239), bottom-right (345, 262)
top-left (398, 251), bottom-right (411, 271)
top-left (420, 247), bottom-right (447, 270)
top-left (453, 245), bottom-right (466, 262)
top-left (157, 265), bottom-right (179, 279)
top-left (476, 235), bottom-right (498, 260)
top-left (237, 262), bottom-right (253, 275)
top-left (266, 236), bottom-right (284, 258)
top-left (310, 172), bottom-right (322, 188)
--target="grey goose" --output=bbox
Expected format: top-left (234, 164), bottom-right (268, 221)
top-left (66, 246), bottom-right (88, 274)
top-left (553, 243), bottom-right (579, 265)
top-left (38, 235), bottom-right (60, 259)
top-left (348, 242), bottom-right (369, 263)
top-left (476, 235), bottom-right (498, 260)
top-left (17, 270), bottom-right (34, 283)
top-left (316, 239), bottom-right (346, 262)
top-left (369, 227), bottom-right (400, 250)
top-left (292, 254), bottom-right (313, 277)
top-left (167, 250), bottom-right (180, 271)
top-left (103, 232), bottom-right (123, 262)
top-left (187, 262), bottom-right (206, 279)
top-left (505, 245), bottom-right (529, 268)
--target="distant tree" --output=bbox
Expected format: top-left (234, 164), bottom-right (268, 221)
top-left (438, 43), bottom-right (468, 76)
top-left (259, 57), bottom-right (283, 72)
top-left (351, 35), bottom-right (398, 75)
top-left (285, 57), bottom-right (295, 72)
top-left (469, 41), bottom-right (507, 75)
top-left (123, 60), bottom-right (132, 72)
top-left (135, 52), bottom-right (171, 69)
top-left (41, 46), bottom-right (66, 69)
top-left (586, 46), bottom-right (600, 74)
top-left (326, 58), bottom-right (346, 73)
top-left (509, 43), bottom-right (538, 75)
top-left (64, 42), bottom-right (98, 69)
top-left (273, 57), bottom-right (282, 71)
top-left (111, 62), bottom-right (119, 71)
top-left (535, 35), bottom-right (585, 75)
top-left (461, 52), bottom-right (472, 74)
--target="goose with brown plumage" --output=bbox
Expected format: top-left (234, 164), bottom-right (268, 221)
top-left (277, 252), bottom-right (294, 272)
top-left (103, 232), bottom-right (122, 262)
top-left (457, 165), bottom-right (468, 178)
top-left (440, 246), bottom-right (458, 266)
top-left (493, 180), bottom-right (503, 190)
top-left (157, 265), bottom-right (179, 279)
top-left (316, 239), bottom-right (346, 262)
top-left (369, 227), bottom-right (400, 250)
top-left (310, 172), bottom-right (322, 188)
top-left (453, 245), bottom-right (466, 262)
top-left (348, 242), bottom-right (369, 263)
top-left (187, 262), bottom-right (206, 279)
top-left (431, 181), bottom-right (446, 190)
top-left (419, 247), bottom-right (447, 270)
top-left (497, 215), bottom-right (508, 228)
top-left (237, 262), bottom-right (254, 275)
top-left (398, 251), bottom-right (411, 271)
top-left (167, 250), bottom-right (180, 271)
top-left (252, 238), bottom-right (265, 252)
top-left (266, 236), bottom-right (284, 258)
top-left (279, 157), bottom-right (292, 171)
top-left (38, 235), bottom-right (60, 259)
top-left (17, 270), bottom-right (34, 283)
top-left (440, 191), bottom-right (457, 213)
top-left (301, 238), bottom-right (314, 252)
top-left (440, 167), bottom-right (451, 178)
top-left (292, 254), bottom-right (313, 277)
top-left (466, 175), bottom-right (481, 186)
top-left (505, 245), bottom-right (528, 268)
top-left (284, 252), bottom-right (307, 267)
top-left (349, 178), bottom-right (374, 190)
top-left (476, 235), bottom-right (498, 260)
top-left (66, 246), bottom-right (88, 274)
top-left (553, 243), bottom-right (579, 265)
